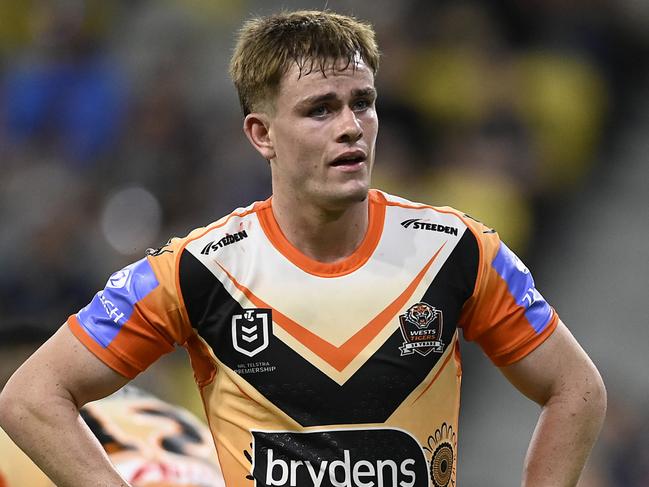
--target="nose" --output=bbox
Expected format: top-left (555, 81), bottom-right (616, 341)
top-left (336, 107), bottom-right (363, 144)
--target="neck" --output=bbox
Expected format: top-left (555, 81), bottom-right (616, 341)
top-left (271, 193), bottom-right (370, 263)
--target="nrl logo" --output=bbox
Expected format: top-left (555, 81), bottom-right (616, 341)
top-left (399, 302), bottom-right (445, 357)
top-left (232, 308), bottom-right (271, 357)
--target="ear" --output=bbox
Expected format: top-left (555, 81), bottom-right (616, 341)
top-left (243, 113), bottom-right (275, 161)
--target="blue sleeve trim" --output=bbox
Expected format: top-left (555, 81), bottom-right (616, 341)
top-left (76, 258), bottom-right (159, 347)
top-left (491, 242), bottom-right (553, 333)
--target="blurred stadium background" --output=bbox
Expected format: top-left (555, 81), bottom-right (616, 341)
top-left (0, 0), bottom-right (647, 485)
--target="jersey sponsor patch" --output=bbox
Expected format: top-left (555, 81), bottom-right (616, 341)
top-left (76, 258), bottom-right (159, 347)
top-left (250, 428), bottom-right (429, 487)
top-left (232, 308), bottom-right (272, 358)
top-left (491, 243), bottom-right (553, 333)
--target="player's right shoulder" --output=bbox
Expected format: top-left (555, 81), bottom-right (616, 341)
top-left (154, 200), bottom-right (265, 253)
top-left (143, 200), bottom-right (264, 268)
top-left (186, 200), bottom-right (265, 243)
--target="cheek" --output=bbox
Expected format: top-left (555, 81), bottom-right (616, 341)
top-left (293, 133), bottom-right (327, 166)
top-left (273, 120), bottom-right (329, 174)
top-left (366, 113), bottom-right (379, 137)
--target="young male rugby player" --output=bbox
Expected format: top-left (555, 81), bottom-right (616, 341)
top-left (0, 10), bottom-right (606, 487)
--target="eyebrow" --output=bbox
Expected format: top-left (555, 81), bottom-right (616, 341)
top-left (352, 87), bottom-right (378, 99)
top-left (295, 87), bottom-right (378, 109)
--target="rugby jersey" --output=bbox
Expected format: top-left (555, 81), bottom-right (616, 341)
top-left (0, 387), bottom-right (223, 486)
top-left (68, 189), bottom-right (558, 487)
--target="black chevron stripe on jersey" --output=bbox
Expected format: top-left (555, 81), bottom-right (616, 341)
top-left (179, 230), bottom-right (478, 426)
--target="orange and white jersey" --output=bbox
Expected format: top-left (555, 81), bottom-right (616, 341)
top-left (0, 387), bottom-right (224, 487)
top-left (68, 189), bottom-right (557, 487)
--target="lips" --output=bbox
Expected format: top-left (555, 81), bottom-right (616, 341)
top-left (330, 150), bottom-right (367, 166)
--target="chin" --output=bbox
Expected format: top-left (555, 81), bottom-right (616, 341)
top-left (321, 185), bottom-right (369, 210)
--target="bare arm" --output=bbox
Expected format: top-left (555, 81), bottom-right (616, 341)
top-left (0, 324), bottom-right (132, 486)
top-left (500, 320), bottom-right (607, 487)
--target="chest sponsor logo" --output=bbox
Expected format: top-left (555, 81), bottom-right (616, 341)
top-left (201, 230), bottom-right (248, 255)
top-left (232, 308), bottom-right (271, 358)
top-left (399, 302), bottom-right (445, 357)
top-left (401, 219), bottom-right (458, 236)
top-left (251, 428), bottom-right (429, 487)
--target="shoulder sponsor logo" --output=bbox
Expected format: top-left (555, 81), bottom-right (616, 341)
top-left (232, 308), bottom-right (271, 358)
top-left (249, 428), bottom-right (429, 487)
top-left (401, 219), bottom-right (458, 236)
top-left (201, 230), bottom-right (248, 255)
top-left (399, 302), bottom-right (445, 356)
top-left (107, 269), bottom-right (131, 289)
top-left (97, 292), bottom-right (126, 324)
top-left (77, 258), bottom-right (159, 347)
top-left (492, 242), bottom-right (552, 333)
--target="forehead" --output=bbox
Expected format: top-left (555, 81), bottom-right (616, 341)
top-left (278, 58), bottom-right (375, 102)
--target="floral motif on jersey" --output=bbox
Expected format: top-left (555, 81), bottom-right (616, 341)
top-left (424, 422), bottom-right (457, 487)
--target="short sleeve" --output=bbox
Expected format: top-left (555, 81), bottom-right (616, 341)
top-left (458, 223), bottom-right (558, 366)
top-left (68, 239), bottom-right (191, 378)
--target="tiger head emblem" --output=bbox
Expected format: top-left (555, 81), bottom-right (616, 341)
top-left (406, 302), bottom-right (437, 329)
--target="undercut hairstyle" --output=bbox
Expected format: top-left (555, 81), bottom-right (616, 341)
top-left (229, 10), bottom-right (380, 116)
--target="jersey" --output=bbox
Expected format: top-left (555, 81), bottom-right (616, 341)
top-left (68, 189), bottom-right (558, 487)
top-left (0, 387), bottom-right (224, 487)
top-left (0, 429), bottom-right (50, 487)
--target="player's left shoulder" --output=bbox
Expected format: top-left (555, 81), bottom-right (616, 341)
top-left (374, 189), bottom-right (474, 231)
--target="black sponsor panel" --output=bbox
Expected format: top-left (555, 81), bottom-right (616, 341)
top-left (179, 230), bottom-right (478, 426)
top-left (252, 429), bottom-right (428, 487)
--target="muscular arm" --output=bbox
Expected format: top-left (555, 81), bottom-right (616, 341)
top-left (0, 324), bottom-right (132, 486)
top-left (500, 320), bottom-right (607, 487)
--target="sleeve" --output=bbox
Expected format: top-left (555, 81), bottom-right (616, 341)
top-left (458, 222), bottom-right (558, 366)
top-left (67, 238), bottom-right (191, 379)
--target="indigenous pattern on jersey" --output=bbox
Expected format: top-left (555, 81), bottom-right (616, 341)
top-left (68, 189), bottom-right (558, 487)
top-left (0, 387), bottom-right (224, 487)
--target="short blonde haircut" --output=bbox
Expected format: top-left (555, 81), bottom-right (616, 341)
top-left (229, 10), bottom-right (380, 115)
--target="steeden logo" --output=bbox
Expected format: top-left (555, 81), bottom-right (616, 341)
top-left (400, 219), bottom-right (458, 236)
top-left (201, 230), bottom-right (248, 255)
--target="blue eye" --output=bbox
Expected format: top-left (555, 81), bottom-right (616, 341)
top-left (353, 99), bottom-right (370, 111)
top-left (309, 105), bottom-right (329, 117)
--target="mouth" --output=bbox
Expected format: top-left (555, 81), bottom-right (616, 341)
top-left (330, 150), bottom-right (367, 168)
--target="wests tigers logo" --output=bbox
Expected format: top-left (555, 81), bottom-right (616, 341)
top-left (399, 302), bottom-right (445, 357)
top-left (406, 303), bottom-right (437, 329)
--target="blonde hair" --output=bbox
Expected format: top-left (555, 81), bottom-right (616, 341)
top-left (229, 10), bottom-right (380, 115)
